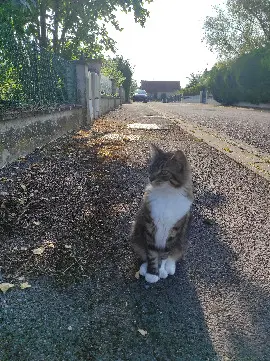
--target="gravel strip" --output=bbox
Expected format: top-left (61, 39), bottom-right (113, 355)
top-left (0, 103), bottom-right (269, 361)
top-left (150, 102), bottom-right (270, 153)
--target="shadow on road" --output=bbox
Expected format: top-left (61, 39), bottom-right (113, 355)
top-left (189, 183), bottom-right (270, 361)
top-left (2, 116), bottom-right (269, 361)
top-left (0, 132), bottom-right (218, 361)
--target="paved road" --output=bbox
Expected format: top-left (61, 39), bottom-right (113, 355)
top-left (0, 103), bottom-right (269, 361)
top-left (149, 102), bottom-right (270, 153)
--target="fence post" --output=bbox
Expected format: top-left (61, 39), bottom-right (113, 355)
top-left (73, 59), bottom-right (103, 124)
top-left (74, 60), bottom-right (91, 125)
top-left (90, 72), bottom-right (100, 119)
top-left (88, 60), bottom-right (102, 120)
top-left (119, 86), bottom-right (125, 105)
top-left (199, 91), bottom-right (203, 103)
top-left (111, 79), bottom-right (116, 108)
top-left (200, 88), bottom-right (207, 104)
top-left (88, 73), bottom-right (94, 122)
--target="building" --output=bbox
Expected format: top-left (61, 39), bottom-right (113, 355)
top-left (140, 80), bottom-right (181, 100)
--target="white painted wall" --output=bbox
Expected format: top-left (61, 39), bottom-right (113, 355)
top-left (181, 94), bottom-right (220, 105)
top-left (181, 95), bottom-right (201, 103)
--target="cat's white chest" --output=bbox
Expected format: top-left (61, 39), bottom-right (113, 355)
top-left (148, 184), bottom-right (192, 249)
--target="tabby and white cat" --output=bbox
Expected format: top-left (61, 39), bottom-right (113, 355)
top-left (131, 144), bottom-right (193, 283)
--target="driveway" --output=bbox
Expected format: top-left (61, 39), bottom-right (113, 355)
top-left (150, 102), bottom-right (270, 153)
top-left (0, 103), bottom-right (269, 361)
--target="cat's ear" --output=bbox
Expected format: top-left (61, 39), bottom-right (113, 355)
top-left (172, 150), bottom-right (186, 164)
top-left (150, 144), bottom-right (163, 157)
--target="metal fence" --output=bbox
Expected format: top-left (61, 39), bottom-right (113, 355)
top-left (0, 24), bottom-right (77, 119)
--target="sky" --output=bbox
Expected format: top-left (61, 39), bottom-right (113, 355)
top-left (106, 0), bottom-right (222, 87)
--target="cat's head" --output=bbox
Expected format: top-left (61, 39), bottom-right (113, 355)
top-left (148, 144), bottom-right (190, 188)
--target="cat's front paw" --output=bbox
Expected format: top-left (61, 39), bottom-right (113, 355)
top-left (145, 273), bottom-right (160, 283)
top-left (139, 262), bottom-right (148, 276)
top-left (165, 259), bottom-right (176, 275)
top-left (159, 268), bottom-right (168, 279)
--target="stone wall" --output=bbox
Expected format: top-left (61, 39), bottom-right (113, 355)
top-left (0, 108), bottom-right (84, 168)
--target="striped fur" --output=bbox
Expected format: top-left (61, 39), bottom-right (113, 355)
top-left (131, 145), bottom-right (194, 283)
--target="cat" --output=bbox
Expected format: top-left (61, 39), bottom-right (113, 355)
top-left (130, 144), bottom-right (194, 283)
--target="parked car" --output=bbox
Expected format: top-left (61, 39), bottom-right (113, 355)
top-left (133, 89), bottom-right (148, 103)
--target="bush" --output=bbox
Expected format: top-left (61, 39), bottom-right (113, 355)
top-left (208, 47), bottom-right (270, 105)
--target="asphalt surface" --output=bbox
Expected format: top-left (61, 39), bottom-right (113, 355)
top-left (0, 103), bottom-right (269, 361)
top-left (150, 102), bottom-right (270, 154)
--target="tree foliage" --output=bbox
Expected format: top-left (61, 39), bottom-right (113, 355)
top-left (186, 73), bottom-right (202, 88)
top-left (1, 0), bottom-right (153, 59)
top-left (203, 0), bottom-right (270, 59)
top-left (101, 58), bottom-right (126, 87)
top-left (115, 56), bottom-right (134, 102)
top-left (130, 79), bottom-right (138, 95)
top-left (180, 71), bottom-right (208, 96)
top-left (101, 56), bottom-right (134, 101)
top-left (207, 46), bottom-right (270, 104)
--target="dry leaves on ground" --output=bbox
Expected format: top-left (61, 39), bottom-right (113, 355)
top-left (138, 329), bottom-right (148, 336)
top-left (20, 282), bottom-right (31, 290)
top-left (32, 247), bottom-right (45, 255)
top-left (0, 282), bottom-right (15, 294)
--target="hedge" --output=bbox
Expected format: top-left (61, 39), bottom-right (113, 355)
top-left (208, 47), bottom-right (270, 105)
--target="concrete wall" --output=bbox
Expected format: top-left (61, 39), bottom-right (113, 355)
top-left (100, 97), bottom-right (121, 115)
top-left (0, 61), bottom-right (124, 168)
top-left (234, 102), bottom-right (270, 110)
top-left (181, 95), bottom-right (220, 105)
top-left (181, 95), bottom-right (201, 103)
top-left (180, 94), bottom-right (270, 108)
top-left (0, 108), bottom-right (84, 168)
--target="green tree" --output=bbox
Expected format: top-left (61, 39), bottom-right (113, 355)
top-left (101, 58), bottom-right (126, 87)
top-left (115, 56), bottom-right (134, 102)
top-left (203, 0), bottom-right (270, 59)
top-left (130, 79), bottom-right (138, 96)
top-left (101, 56), bottom-right (134, 102)
top-left (0, 0), bottom-right (33, 37)
top-left (180, 70), bottom-right (208, 96)
top-left (186, 73), bottom-right (202, 88)
top-left (1, 0), bottom-right (153, 59)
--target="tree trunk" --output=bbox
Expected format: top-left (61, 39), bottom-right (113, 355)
top-left (39, 0), bottom-right (47, 48)
top-left (53, 0), bottom-right (60, 53)
top-left (59, 6), bottom-right (72, 55)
